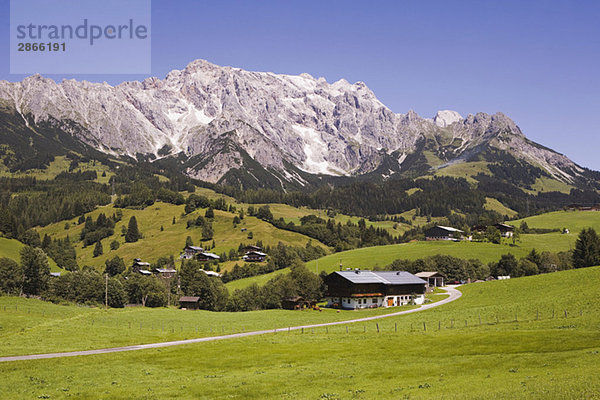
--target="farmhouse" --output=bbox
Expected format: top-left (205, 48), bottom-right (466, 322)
top-left (154, 268), bottom-right (176, 278)
top-left (180, 245), bottom-right (204, 259)
top-left (415, 271), bottom-right (445, 290)
top-left (494, 223), bottom-right (515, 237)
top-left (243, 251), bottom-right (267, 262)
top-left (196, 252), bottom-right (220, 262)
top-left (425, 225), bottom-right (467, 241)
top-left (324, 270), bottom-right (427, 309)
top-left (132, 258), bottom-right (151, 274)
top-left (179, 296), bottom-right (200, 310)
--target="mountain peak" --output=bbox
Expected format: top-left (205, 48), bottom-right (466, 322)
top-left (434, 110), bottom-right (462, 127)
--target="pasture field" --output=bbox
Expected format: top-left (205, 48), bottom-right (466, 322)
top-left (0, 295), bottom-right (431, 358)
top-left (0, 155), bottom-right (115, 184)
top-left (1, 266), bottom-right (599, 399)
top-left (512, 210), bottom-right (600, 232)
top-left (0, 237), bottom-right (61, 272)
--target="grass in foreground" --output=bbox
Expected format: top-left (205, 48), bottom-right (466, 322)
top-left (1, 266), bottom-right (599, 399)
top-left (0, 295), bottom-right (426, 357)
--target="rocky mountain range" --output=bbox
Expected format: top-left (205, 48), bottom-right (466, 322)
top-left (0, 59), bottom-right (594, 190)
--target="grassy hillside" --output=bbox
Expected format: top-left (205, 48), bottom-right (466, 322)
top-left (2, 267), bottom-right (599, 399)
top-left (0, 155), bottom-right (115, 184)
top-left (484, 197), bottom-right (518, 217)
top-left (511, 210), bottom-right (600, 232)
top-left (37, 201), bottom-right (330, 270)
top-left (0, 237), bottom-right (61, 272)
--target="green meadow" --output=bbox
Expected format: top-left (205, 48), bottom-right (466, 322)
top-left (1, 266), bottom-right (599, 399)
top-left (0, 295), bottom-right (426, 358)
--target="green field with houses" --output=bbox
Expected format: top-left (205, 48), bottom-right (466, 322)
top-left (227, 209), bottom-right (600, 290)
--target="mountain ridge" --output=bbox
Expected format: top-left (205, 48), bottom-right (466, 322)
top-left (0, 59), bottom-right (594, 190)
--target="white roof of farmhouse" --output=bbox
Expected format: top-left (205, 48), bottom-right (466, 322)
top-left (435, 225), bottom-right (464, 233)
top-left (334, 270), bottom-right (426, 285)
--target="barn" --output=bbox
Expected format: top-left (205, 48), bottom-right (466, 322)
top-left (179, 296), bottom-right (201, 310)
top-left (424, 225), bottom-right (466, 241)
top-left (324, 270), bottom-right (427, 309)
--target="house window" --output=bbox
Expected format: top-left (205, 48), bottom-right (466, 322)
top-left (372, 298), bottom-right (377, 304)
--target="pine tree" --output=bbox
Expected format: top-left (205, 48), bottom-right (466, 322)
top-left (186, 236), bottom-right (194, 247)
top-left (125, 216), bottom-right (141, 243)
top-left (93, 240), bottom-right (103, 257)
top-left (573, 228), bottom-right (600, 268)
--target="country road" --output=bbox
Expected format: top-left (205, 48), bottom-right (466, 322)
top-left (0, 287), bottom-right (461, 363)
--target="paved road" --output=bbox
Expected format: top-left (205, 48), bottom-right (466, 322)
top-left (0, 287), bottom-right (461, 363)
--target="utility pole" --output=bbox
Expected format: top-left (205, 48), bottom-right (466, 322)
top-left (105, 273), bottom-right (108, 310)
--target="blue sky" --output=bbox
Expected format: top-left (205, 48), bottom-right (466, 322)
top-left (1, 0), bottom-right (599, 170)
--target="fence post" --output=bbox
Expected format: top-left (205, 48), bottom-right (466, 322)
top-left (376, 323), bottom-right (379, 333)
top-left (423, 322), bottom-right (426, 331)
top-left (395, 323), bottom-right (397, 333)
top-left (302, 327), bottom-right (304, 334)
top-left (346, 326), bottom-right (348, 334)
top-left (438, 321), bottom-right (441, 331)
top-left (564, 309), bottom-right (568, 318)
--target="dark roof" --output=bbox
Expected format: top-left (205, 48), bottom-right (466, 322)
top-left (333, 270), bottom-right (426, 285)
top-left (179, 296), bottom-right (200, 302)
top-left (185, 245), bottom-right (204, 251)
top-left (495, 223), bottom-right (515, 230)
top-left (244, 245), bottom-right (262, 250)
top-left (198, 252), bottom-right (220, 259)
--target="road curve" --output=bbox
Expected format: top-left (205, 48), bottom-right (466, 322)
top-left (0, 287), bottom-right (461, 363)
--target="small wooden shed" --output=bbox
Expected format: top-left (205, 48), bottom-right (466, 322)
top-left (179, 296), bottom-right (201, 310)
top-left (281, 296), bottom-right (315, 310)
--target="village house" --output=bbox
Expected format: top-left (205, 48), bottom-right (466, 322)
top-left (132, 258), bottom-right (152, 275)
top-left (415, 271), bottom-right (445, 291)
top-left (243, 250), bottom-right (267, 262)
top-left (180, 245), bottom-right (204, 259)
top-left (424, 225), bottom-right (468, 241)
top-left (324, 270), bottom-right (427, 309)
top-left (494, 223), bottom-right (515, 238)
